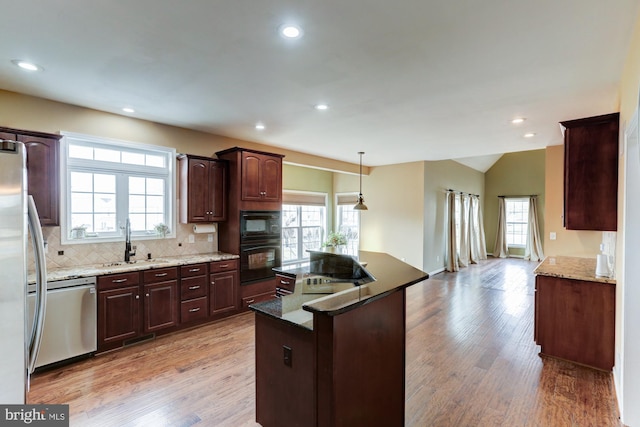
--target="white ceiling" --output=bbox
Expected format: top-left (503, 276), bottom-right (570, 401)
top-left (1, 1), bottom-right (638, 170)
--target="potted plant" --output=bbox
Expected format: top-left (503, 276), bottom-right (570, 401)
top-left (323, 231), bottom-right (347, 247)
top-left (70, 225), bottom-right (87, 239)
top-left (154, 223), bottom-right (170, 238)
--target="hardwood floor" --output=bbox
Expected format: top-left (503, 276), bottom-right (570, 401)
top-left (28, 258), bottom-right (622, 426)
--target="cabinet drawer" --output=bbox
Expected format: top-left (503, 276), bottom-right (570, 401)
top-left (210, 259), bottom-right (238, 273)
top-left (181, 297), bottom-right (208, 323)
top-left (98, 271), bottom-right (140, 290)
top-left (276, 274), bottom-right (296, 292)
top-left (181, 263), bottom-right (207, 278)
top-left (241, 291), bottom-right (275, 309)
top-left (143, 267), bottom-right (178, 284)
top-left (181, 276), bottom-right (208, 300)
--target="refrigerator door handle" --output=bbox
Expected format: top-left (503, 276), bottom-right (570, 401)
top-left (27, 195), bottom-right (47, 375)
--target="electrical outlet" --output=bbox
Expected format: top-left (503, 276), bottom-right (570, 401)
top-left (283, 345), bottom-right (292, 367)
top-left (550, 232), bottom-right (557, 240)
top-left (436, 255), bottom-right (440, 262)
top-left (207, 234), bottom-right (213, 242)
top-left (188, 234), bottom-right (195, 243)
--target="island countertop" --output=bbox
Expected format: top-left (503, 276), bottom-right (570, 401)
top-left (534, 255), bottom-right (616, 285)
top-left (251, 250), bottom-right (429, 330)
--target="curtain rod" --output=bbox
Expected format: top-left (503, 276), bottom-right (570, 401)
top-left (498, 194), bottom-right (537, 198)
top-left (447, 189), bottom-right (480, 197)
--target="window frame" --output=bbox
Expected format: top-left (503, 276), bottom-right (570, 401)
top-left (335, 192), bottom-right (361, 255)
top-left (505, 197), bottom-right (529, 248)
top-left (59, 131), bottom-right (176, 245)
top-left (281, 190), bottom-right (328, 264)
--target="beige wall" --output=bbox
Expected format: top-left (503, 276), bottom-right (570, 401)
top-left (0, 89), bottom-right (363, 174)
top-left (484, 150), bottom-right (546, 257)
top-left (357, 162), bottom-right (425, 269)
top-left (543, 145), bottom-right (603, 257)
top-left (424, 160), bottom-right (485, 273)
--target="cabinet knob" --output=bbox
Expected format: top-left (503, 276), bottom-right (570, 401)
top-left (135, 294), bottom-right (140, 299)
top-left (146, 293), bottom-right (150, 297)
top-left (246, 298), bottom-right (255, 304)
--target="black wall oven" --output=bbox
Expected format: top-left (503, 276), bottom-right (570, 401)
top-left (239, 211), bottom-right (281, 284)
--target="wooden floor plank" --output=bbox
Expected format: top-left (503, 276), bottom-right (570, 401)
top-left (28, 257), bottom-right (622, 426)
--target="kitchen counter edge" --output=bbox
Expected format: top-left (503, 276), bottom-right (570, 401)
top-left (534, 255), bottom-right (616, 285)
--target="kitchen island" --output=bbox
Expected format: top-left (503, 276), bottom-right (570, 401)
top-left (250, 250), bottom-right (429, 427)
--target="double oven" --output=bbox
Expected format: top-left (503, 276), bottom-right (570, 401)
top-left (239, 210), bottom-right (282, 284)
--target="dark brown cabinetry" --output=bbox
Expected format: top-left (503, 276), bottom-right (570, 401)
top-left (180, 263), bottom-right (209, 324)
top-left (209, 259), bottom-right (239, 317)
top-left (561, 113), bottom-right (619, 231)
top-left (241, 278), bottom-right (277, 311)
top-left (534, 275), bottom-right (615, 371)
top-left (97, 272), bottom-right (142, 349)
top-left (275, 273), bottom-right (295, 297)
top-left (98, 268), bottom-right (179, 352)
top-left (240, 151), bottom-right (282, 202)
top-left (142, 268), bottom-right (179, 333)
top-left (0, 127), bottom-right (61, 226)
top-left (178, 154), bottom-right (227, 223)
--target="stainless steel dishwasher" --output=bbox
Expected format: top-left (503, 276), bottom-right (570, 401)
top-left (28, 276), bottom-right (97, 368)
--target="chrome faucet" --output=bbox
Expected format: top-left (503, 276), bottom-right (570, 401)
top-left (124, 218), bottom-right (136, 262)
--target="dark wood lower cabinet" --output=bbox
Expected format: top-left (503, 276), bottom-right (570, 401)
top-left (98, 285), bottom-right (141, 346)
top-left (143, 281), bottom-right (178, 333)
top-left (534, 275), bottom-right (615, 371)
top-left (255, 289), bottom-right (407, 427)
top-left (210, 270), bottom-right (238, 317)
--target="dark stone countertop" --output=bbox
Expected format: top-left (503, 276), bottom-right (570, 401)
top-left (251, 250), bottom-right (429, 330)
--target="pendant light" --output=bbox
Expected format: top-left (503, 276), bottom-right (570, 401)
top-left (353, 151), bottom-right (368, 211)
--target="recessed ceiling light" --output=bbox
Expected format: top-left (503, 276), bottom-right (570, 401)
top-left (255, 123), bottom-right (266, 130)
top-left (122, 107), bottom-right (135, 113)
top-left (315, 104), bottom-right (329, 111)
top-left (11, 59), bottom-right (43, 72)
top-left (511, 117), bottom-right (526, 124)
top-left (524, 132), bottom-right (536, 138)
top-left (279, 24), bottom-right (303, 39)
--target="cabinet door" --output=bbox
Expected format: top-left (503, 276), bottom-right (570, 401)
top-left (19, 135), bottom-right (60, 226)
top-left (187, 158), bottom-right (210, 222)
top-left (98, 286), bottom-right (141, 345)
top-left (143, 281), bottom-right (179, 333)
top-left (210, 270), bottom-right (238, 316)
top-left (209, 160), bottom-right (227, 221)
top-left (563, 113), bottom-right (619, 231)
top-left (261, 156), bottom-right (282, 202)
top-left (241, 153), bottom-right (263, 200)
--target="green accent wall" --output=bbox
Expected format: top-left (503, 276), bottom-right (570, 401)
top-left (282, 163), bottom-right (335, 231)
top-left (484, 150), bottom-right (546, 256)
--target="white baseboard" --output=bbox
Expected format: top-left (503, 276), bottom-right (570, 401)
top-left (429, 267), bottom-right (445, 276)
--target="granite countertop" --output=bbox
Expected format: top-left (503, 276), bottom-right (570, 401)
top-left (31, 252), bottom-right (239, 283)
top-left (251, 250), bottom-right (429, 330)
top-left (534, 255), bottom-right (616, 285)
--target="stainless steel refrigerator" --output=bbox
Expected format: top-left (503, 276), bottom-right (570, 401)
top-left (0, 140), bottom-right (48, 404)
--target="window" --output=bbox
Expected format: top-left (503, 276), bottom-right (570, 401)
top-left (336, 193), bottom-right (360, 255)
top-left (282, 191), bottom-right (327, 263)
top-left (505, 198), bottom-right (529, 247)
top-left (60, 132), bottom-right (176, 244)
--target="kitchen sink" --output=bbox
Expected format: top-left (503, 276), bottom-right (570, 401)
top-left (101, 259), bottom-right (169, 267)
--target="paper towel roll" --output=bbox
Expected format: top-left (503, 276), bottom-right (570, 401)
top-left (193, 224), bottom-right (216, 234)
top-left (596, 254), bottom-right (609, 277)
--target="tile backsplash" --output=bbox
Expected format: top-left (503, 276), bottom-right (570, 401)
top-left (29, 223), bottom-right (220, 272)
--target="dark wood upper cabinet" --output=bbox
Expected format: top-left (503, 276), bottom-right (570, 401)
top-left (561, 113), bottom-right (619, 231)
top-left (178, 154), bottom-right (227, 223)
top-left (240, 151), bottom-right (282, 202)
top-left (0, 127), bottom-right (61, 226)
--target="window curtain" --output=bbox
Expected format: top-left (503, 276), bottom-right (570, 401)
top-left (524, 196), bottom-right (544, 262)
top-left (469, 195), bottom-right (487, 262)
top-left (445, 191), bottom-right (459, 272)
top-left (493, 197), bottom-right (509, 258)
top-left (458, 194), bottom-right (470, 267)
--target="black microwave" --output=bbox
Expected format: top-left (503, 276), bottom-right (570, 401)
top-left (240, 210), bottom-right (281, 240)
